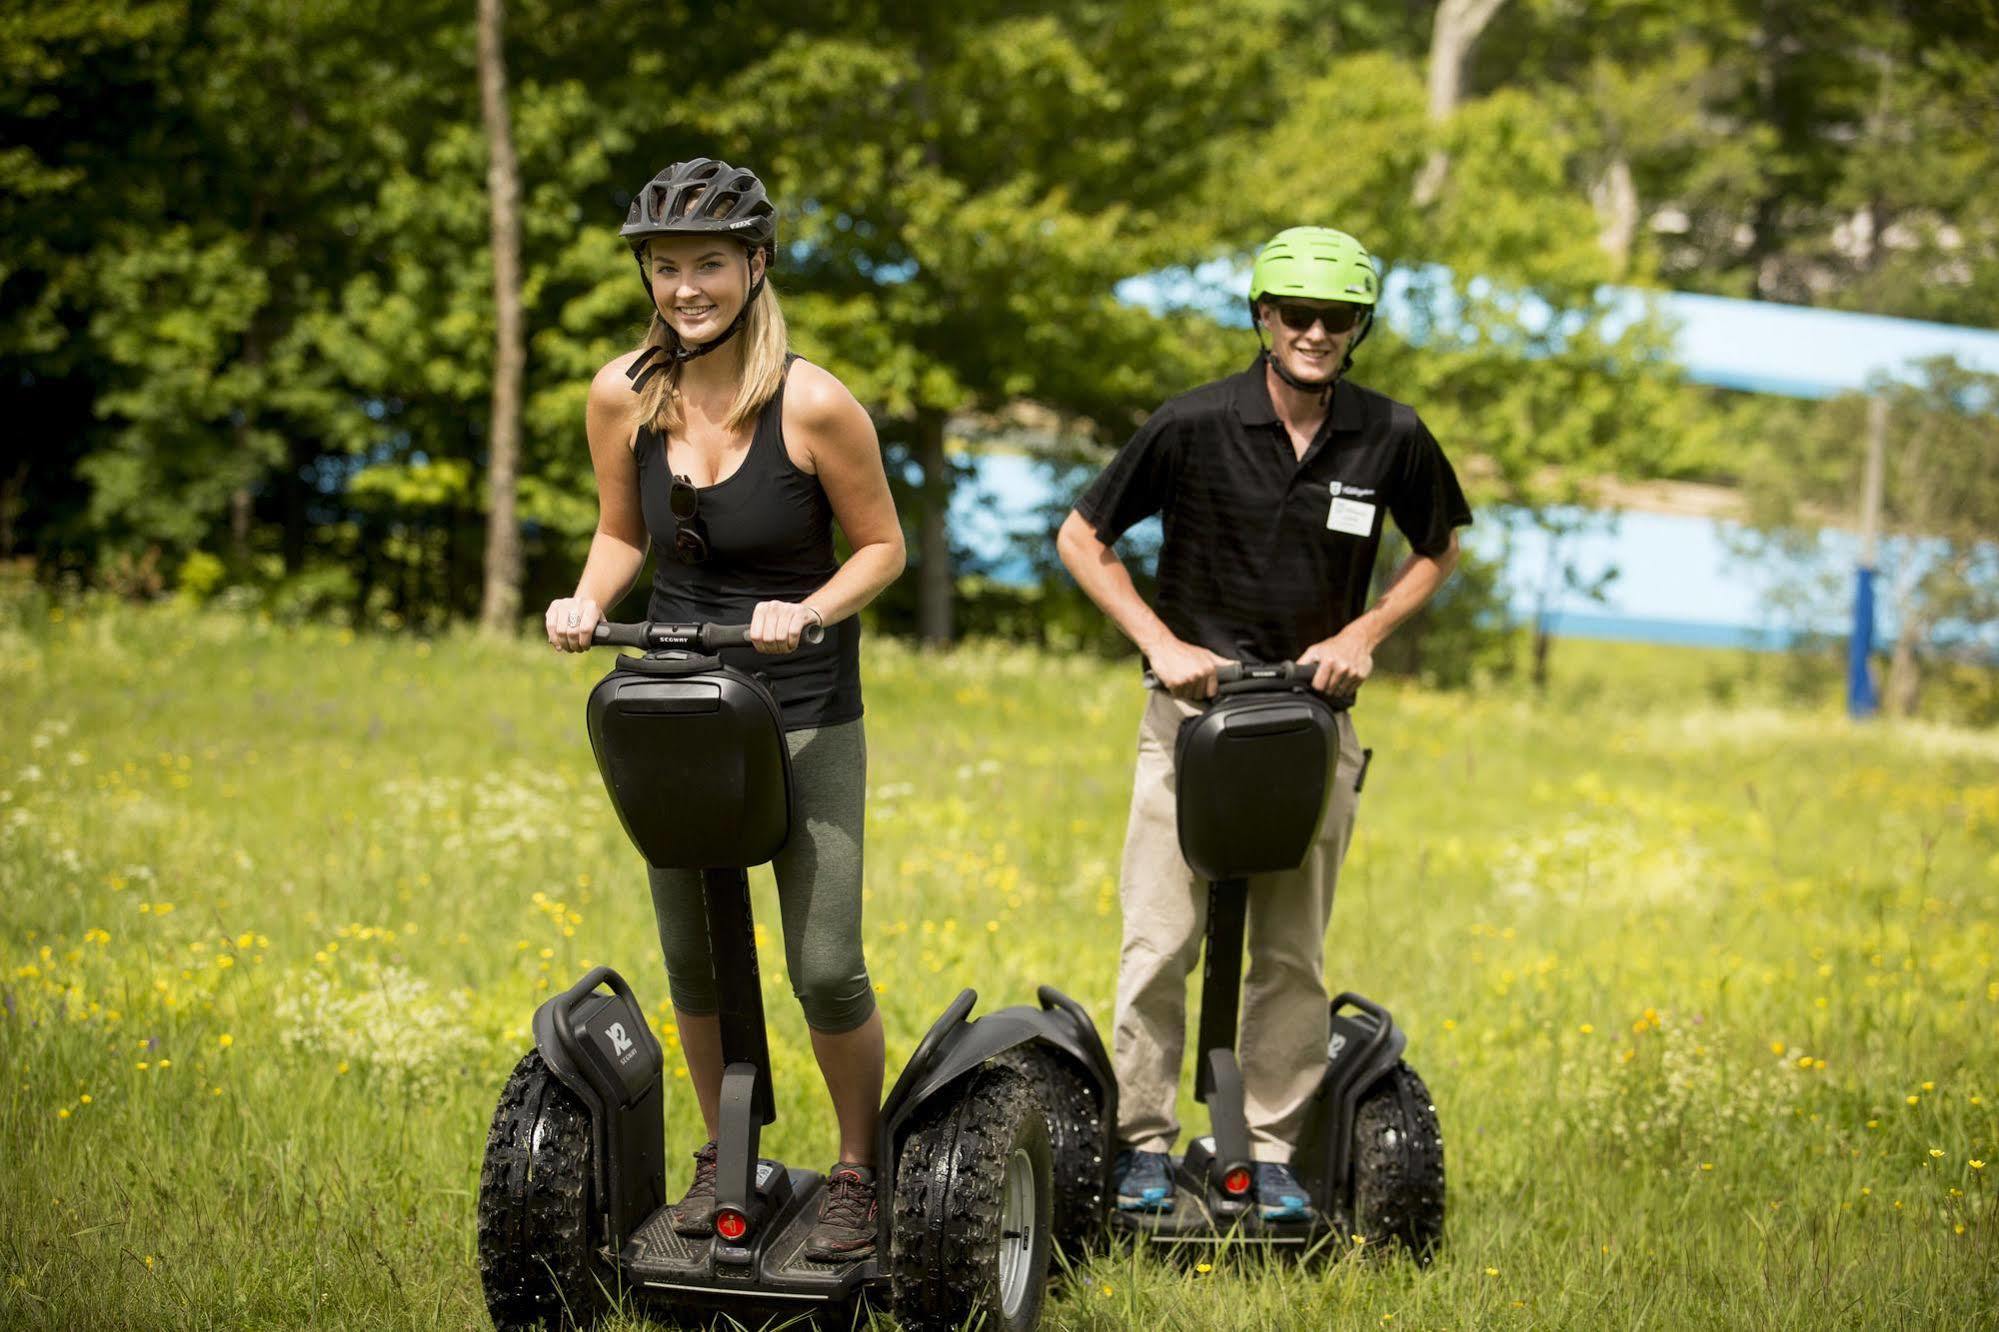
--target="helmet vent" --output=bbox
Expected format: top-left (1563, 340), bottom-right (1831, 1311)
top-left (673, 185), bottom-right (708, 220)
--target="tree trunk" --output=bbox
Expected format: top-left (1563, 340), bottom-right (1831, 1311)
top-left (230, 310), bottom-right (265, 569)
top-left (229, 488), bottom-right (253, 561)
top-left (915, 408), bottom-right (953, 646)
top-left (1885, 624), bottom-right (1920, 717)
top-left (476, 0), bottom-right (525, 636)
top-left (281, 436), bottom-right (308, 574)
top-left (1413, 0), bottom-right (1509, 206)
top-left (1591, 155), bottom-right (1639, 274)
top-left (0, 463), bottom-right (25, 557)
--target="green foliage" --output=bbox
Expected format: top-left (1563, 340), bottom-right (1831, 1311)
top-left (5, 0), bottom-right (1997, 659)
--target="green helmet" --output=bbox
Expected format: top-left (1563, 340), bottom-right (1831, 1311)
top-left (1248, 226), bottom-right (1379, 305)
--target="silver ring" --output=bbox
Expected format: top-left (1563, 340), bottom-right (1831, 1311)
top-left (566, 612), bottom-right (580, 628)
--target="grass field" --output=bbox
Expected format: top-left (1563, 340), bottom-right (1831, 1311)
top-left (2, 590), bottom-right (1994, 1330)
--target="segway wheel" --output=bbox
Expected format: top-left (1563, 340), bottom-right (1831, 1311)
top-left (891, 1063), bottom-right (1054, 1332)
top-left (1350, 1062), bottom-right (1445, 1261)
top-left (995, 1044), bottom-right (1107, 1255)
top-left (477, 1050), bottom-right (610, 1330)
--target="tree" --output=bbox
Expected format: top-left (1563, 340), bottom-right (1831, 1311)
top-left (1412, 0), bottom-right (1510, 207)
top-left (476, 0), bottom-right (525, 634)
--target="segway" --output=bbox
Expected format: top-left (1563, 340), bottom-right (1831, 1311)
top-left (1112, 662), bottom-right (1445, 1257)
top-left (475, 620), bottom-right (1114, 1331)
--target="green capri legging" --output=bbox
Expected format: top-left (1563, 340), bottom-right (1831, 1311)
top-left (647, 717), bottom-right (875, 1034)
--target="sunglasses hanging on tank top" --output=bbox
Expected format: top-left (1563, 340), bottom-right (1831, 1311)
top-left (670, 474), bottom-right (709, 565)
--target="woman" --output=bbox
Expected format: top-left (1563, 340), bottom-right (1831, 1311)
top-left (545, 157), bottom-right (905, 1262)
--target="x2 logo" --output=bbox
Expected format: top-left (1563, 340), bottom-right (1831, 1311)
top-left (606, 1022), bottom-right (635, 1060)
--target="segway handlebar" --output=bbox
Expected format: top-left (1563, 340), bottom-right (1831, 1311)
top-left (591, 619), bottom-right (827, 652)
top-left (1141, 659), bottom-right (1353, 705)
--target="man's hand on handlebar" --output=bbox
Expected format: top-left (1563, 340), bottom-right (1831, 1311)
top-left (1298, 624), bottom-right (1374, 699)
top-left (1146, 636), bottom-right (1236, 701)
top-left (546, 597), bottom-right (602, 653)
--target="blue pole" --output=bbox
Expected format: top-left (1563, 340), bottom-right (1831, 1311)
top-left (1847, 565), bottom-right (1879, 718)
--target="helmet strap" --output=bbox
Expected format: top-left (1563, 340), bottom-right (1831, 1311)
top-left (1255, 329), bottom-right (1336, 405)
top-left (1251, 299), bottom-right (1373, 402)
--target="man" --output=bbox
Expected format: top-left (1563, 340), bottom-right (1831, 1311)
top-left (1056, 226), bottom-right (1472, 1219)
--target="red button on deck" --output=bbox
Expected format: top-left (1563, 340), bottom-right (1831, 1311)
top-left (1223, 1167), bottom-right (1252, 1196)
top-left (715, 1209), bottom-right (749, 1241)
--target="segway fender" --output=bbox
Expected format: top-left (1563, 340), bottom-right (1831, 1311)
top-left (883, 991), bottom-right (1111, 1124)
top-left (877, 986), bottom-right (1116, 1228)
top-left (1295, 992), bottom-right (1409, 1212)
top-left (531, 967), bottom-right (667, 1243)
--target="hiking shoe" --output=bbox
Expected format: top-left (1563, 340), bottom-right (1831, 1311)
top-left (1254, 1161), bottom-right (1313, 1221)
top-left (802, 1162), bottom-right (878, 1261)
top-left (668, 1139), bottom-right (719, 1236)
top-left (1113, 1149), bottom-right (1176, 1212)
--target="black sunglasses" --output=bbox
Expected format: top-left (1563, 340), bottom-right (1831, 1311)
top-left (669, 474), bottom-right (709, 564)
top-left (1269, 300), bottom-right (1367, 335)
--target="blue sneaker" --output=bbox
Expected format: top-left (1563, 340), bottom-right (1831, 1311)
top-left (1254, 1162), bottom-right (1312, 1221)
top-left (1113, 1149), bottom-right (1176, 1212)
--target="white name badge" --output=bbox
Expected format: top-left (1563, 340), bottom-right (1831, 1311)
top-left (1327, 492), bottom-right (1377, 537)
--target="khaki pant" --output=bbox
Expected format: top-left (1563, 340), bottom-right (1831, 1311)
top-left (1112, 691), bottom-right (1364, 1162)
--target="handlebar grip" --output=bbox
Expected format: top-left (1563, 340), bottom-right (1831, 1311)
top-left (1139, 660), bottom-right (1271, 691)
top-left (591, 621), bottom-right (651, 649)
top-left (700, 622), bottom-right (826, 650)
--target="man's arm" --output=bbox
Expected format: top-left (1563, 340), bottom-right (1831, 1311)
top-left (1056, 510), bottom-right (1230, 699)
top-left (1299, 530), bottom-right (1461, 695)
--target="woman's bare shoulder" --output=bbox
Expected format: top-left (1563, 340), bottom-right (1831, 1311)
top-left (590, 349), bottom-right (649, 408)
top-left (782, 357), bottom-right (863, 427)
top-left (586, 350), bottom-right (649, 456)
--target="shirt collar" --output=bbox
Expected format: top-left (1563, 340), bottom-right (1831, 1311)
top-left (1230, 355), bottom-right (1364, 433)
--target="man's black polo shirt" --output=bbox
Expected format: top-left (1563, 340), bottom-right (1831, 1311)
top-left (1074, 356), bottom-right (1473, 664)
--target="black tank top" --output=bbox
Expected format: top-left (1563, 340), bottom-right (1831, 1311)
top-left (635, 358), bottom-right (863, 730)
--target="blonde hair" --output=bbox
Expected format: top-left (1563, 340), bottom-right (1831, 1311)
top-left (629, 242), bottom-right (790, 437)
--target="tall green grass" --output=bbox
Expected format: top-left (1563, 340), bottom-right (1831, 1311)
top-left (2, 594), bottom-right (1992, 1330)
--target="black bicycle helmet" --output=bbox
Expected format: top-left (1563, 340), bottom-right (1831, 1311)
top-left (619, 158), bottom-right (778, 386)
